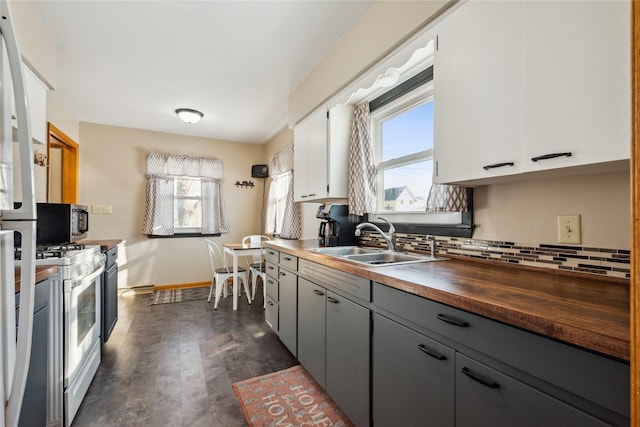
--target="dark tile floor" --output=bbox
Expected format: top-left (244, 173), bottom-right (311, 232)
top-left (72, 286), bottom-right (298, 426)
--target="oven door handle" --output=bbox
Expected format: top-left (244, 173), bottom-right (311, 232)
top-left (64, 265), bottom-right (104, 292)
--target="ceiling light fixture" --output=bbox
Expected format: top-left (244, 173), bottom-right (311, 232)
top-left (175, 108), bottom-right (203, 124)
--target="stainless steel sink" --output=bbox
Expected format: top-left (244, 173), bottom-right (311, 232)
top-left (307, 246), bottom-right (446, 266)
top-left (307, 246), bottom-right (383, 256)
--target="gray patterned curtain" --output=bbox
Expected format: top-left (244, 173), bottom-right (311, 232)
top-left (348, 102), bottom-right (376, 216)
top-left (425, 184), bottom-right (469, 212)
top-left (143, 152), bottom-right (230, 235)
top-left (265, 144), bottom-right (301, 239)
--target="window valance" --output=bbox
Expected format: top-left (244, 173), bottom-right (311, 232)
top-left (146, 152), bottom-right (224, 180)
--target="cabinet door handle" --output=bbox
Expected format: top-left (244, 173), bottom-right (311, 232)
top-left (327, 296), bottom-right (339, 304)
top-left (461, 367), bottom-right (500, 389)
top-left (436, 313), bottom-right (469, 328)
top-left (482, 162), bottom-right (514, 170)
top-left (301, 195), bottom-right (308, 198)
top-left (531, 152), bottom-right (572, 162)
top-left (267, 301), bottom-right (274, 306)
top-left (417, 344), bottom-right (447, 361)
top-left (308, 193), bottom-right (316, 197)
top-left (267, 280), bottom-right (275, 285)
top-left (312, 289), bottom-right (325, 296)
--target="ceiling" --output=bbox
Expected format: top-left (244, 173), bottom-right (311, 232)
top-left (27, 1), bottom-right (373, 144)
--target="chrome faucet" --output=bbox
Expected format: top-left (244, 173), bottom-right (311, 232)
top-left (426, 234), bottom-right (437, 258)
top-left (355, 217), bottom-right (396, 251)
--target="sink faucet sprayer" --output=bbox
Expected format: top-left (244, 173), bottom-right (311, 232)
top-left (355, 217), bottom-right (396, 251)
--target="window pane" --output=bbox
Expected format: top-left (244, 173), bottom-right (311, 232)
top-left (381, 160), bottom-right (433, 212)
top-left (174, 198), bottom-right (202, 228)
top-left (381, 100), bottom-right (433, 161)
top-left (175, 178), bottom-right (201, 197)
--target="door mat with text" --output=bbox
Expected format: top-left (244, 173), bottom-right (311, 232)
top-left (232, 365), bottom-right (353, 427)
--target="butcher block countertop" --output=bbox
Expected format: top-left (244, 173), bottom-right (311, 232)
top-left (265, 239), bottom-right (630, 361)
top-left (14, 266), bottom-right (59, 293)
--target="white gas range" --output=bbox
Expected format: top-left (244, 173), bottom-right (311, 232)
top-left (16, 243), bottom-right (105, 427)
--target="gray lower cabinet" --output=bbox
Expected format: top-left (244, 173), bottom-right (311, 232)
top-left (326, 291), bottom-right (370, 427)
top-left (265, 295), bottom-right (278, 332)
top-left (455, 353), bottom-right (609, 427)
top-left (297, 277), bottom-right (326, 387)
top-left (278, 268), bottom-right (297, 356)
top-left (297, 277), bottom-right (370, 427)
top-left (16, 277), bottom-right (50, 427)
top-left (372, 313), bottom-right (454, 427)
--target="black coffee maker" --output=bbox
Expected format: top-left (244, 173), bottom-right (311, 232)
top-left (316, 204), bottom-right (359, 247)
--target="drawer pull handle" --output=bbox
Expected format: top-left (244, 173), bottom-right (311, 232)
top-left (461, 367), bottom-right (500, 389)
top-left (267, 280), bottom-right (274, 285)
top-left (327, 296), bottom-right (339, 304)
top-left (283, 257), bottom-right (292, 261)
top-left (267, 266), bottom-right (275, 270)
top-left (267, 301), bottom-right (274, 306)
top-left (312, 289), bottom-right (325, 296)
top-left (436, 313), bottom-right (469, 328)
top-left (531, 152), bottom-right (572, 162)
top-left (417, 344), bottom-right (446, 361)
top-left (482, 162), bottom-right (514, 170)
top-left (279, 272), bottom-right (287, 277)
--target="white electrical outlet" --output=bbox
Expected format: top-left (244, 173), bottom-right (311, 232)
top-left (557, 214), bottom-right (581, 244)
top-left (92, 204), bottom-right (112, 214)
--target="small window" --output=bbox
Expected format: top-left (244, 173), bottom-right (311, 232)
top-left (174, 177), bottom-right (202, 232)
top-left (271, 172), bottom-right (292, 235)
top-left (373, 94), bottom-right (434, 214)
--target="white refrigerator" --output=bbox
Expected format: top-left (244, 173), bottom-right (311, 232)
top-left (0, 1), bottom-right (38, 427)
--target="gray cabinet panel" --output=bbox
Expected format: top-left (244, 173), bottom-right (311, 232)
top-left (266, 248), bottom-right (279, 265)
top-left (455, 353), bottom-right (609, 427)
top-left (372, 313), bottom-right (454, 427)
top-left (299, 259), bottom-right (370, 302)
top-left (265, 295), bottom-right (278, 333)
top-left (280, 254), bottom-right (298, 272)
top-left (373, 282), bottom-right (629, 420)
top-left (265, 261), bottom-right (278, 281)
top-left (297, 278), bottom-right (326, 388)
top-left (326, 291), bottom-right (370, 427)
top-left (279, 269), bottom-right (297, 356)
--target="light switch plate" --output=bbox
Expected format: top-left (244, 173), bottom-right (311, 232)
top-left (92, 204), bottom-right (112, 214)
top-left (557, 214), bottom-right (581, 244)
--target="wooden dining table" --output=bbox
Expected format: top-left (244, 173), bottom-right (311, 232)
top-left (223, 242), bottom-right (264, 310)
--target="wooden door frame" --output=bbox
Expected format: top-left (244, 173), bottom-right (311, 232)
top-left (46, 122), bottom-right (78, 203)
top-left (631, 1), bottom-right (639, 424)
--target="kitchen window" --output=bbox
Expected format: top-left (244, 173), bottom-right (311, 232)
top-left (367, 66), bottom-right (473, 235)
top-left (269, 172), bottom-right (290, 235)
top-left (143, 152), bottom-right (230, 237)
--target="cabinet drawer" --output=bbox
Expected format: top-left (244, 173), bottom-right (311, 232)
top-left (373, 282), bottom-right (629, 420)
top-left (299, 259), bottom-right (370, 302)
top-left (265, 261), bottom-right (278, 280)
top-left (456, 353), bottom-right (609, 427)
top-left (265, 248), bottom-right (279, 265)
top-left (279, 254), bottom-right (298, 272)
top-left (265, 275), bottom-right (278, 301)
top-left (265, 295), bottom-right (278, 332)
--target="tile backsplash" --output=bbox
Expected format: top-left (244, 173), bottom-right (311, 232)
top-left (358, 232), bottom-right (630, 280)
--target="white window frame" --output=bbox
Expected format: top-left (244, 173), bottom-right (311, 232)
top-left (370, 82), bottom-right (462, 224)
top-left (173, 176), bottom-right (203, 234)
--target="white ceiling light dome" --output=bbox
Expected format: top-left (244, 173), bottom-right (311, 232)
top-left (175, 108), bottom-right (204, 124)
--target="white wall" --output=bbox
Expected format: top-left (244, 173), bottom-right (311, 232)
top-left (79, 123), bottom-right (266, 288)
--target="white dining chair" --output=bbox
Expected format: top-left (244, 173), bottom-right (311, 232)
top-left (205, 239), bottom-right (250, 309)
top-left (242, 234), bottom-right (271, 308)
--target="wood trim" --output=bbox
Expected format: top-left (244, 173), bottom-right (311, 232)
top-left (153, 281), bottom-right (211, 291)
top-left (47, 122), bottom-right (79, 203)
top-left (632, 0), bottom-right (639, 424)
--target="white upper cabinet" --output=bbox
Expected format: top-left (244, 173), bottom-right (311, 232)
top-left (434, 0), bottom-right (630, 185)
top-left (434, 0), bottom-right (524, 184)
top-left (294, 104), bottom-right (353, 202)
top-left (12, 67), bottom-right (48, 145)
top-left (522, 0), bottom-right (630, 172)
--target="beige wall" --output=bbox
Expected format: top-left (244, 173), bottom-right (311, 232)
top-left (289, 0), bottom-right (452, 126)
top-left (474, 171), bottom-right (630, 250)
top-left (79, 123), bottom-right (265, 288)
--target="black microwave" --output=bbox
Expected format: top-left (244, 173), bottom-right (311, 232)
top-left (36, 203), bottom-right (89, 244)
